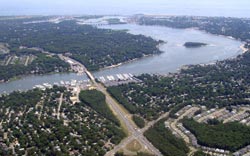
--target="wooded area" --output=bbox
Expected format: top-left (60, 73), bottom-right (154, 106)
top-left (182, 118), bottom-right (250, 152)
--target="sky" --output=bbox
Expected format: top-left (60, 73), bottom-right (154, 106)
top-left (1, 0), bottom-right (250, 17)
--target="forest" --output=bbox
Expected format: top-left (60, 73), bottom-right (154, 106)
top-left (79, 89), bottom-right (120, 126)
top-left (182, 118), bottom-right (250, 152)
top-left (144, 119), bottom-right (189, 156)
top-left (0, 18), bottom-right (161, 71)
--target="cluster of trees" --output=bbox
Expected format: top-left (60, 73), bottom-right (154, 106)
top-left (108, 86), bottom-right (137, 114)
top-left (182, 118), bottom-right (250, 152)
top-left (0, 53), bottom-right (70, 81)
top-left (138, 16), bottom-right (250, 42)
top-left (79, 90), bottom-right (119, 126)
top-left (0, 18), bottom-right (161, 71)
top-left (79, 90), bottom-right (126, 144)
top-left (132, 115), bottom-right (145, 128)
top-left (0, 89), bottom-right (42, 112)
top-left (144, 119), bottom-right (189, 156)
top-left (183, 42), bottom-right (207, 48)
top-left (30, 54), bottom-right (70, 74)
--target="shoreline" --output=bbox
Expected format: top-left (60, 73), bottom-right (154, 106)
top-left (240, 44), bottom-right (248, 53)
top-left (0, 71), bottom-right (74, 84)
top-left (97, 42), bottom-right (166, 71)
top-left (97, 42), bottom-right (167, 72)
top-left (97, 53), bottom-right (159, 72)
top-left (176, 44), bottom-right (248, 73)
top-left (98, 22), bottom-right (246, 73)
top-left (137, 23), bottom-right (248, 65)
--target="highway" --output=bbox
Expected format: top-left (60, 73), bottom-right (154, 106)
top-left (61, 55), bottom-right (163, 156)
top-left (107, 111), bottom-right (169, 155)
top-left (88, 70), bottom-right (163, 156)
top-left (57, 93), bottom-right (64, 120)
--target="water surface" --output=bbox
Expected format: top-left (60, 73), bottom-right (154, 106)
top-left (0, 73), bottom-right (88, 94)
top-left (93, 24), bottom-right (242, 77)
top-left (0, 24), bottom-right (243, 94)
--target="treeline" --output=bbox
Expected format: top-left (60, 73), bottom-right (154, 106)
top-left (144, 119), bottom-right (189, 156)
top-left (0, 54), bottom-right (70, 81)
top-left (0, 89), bottom-right (42, 113)
top-left (0, 19), bottom-right (161, 71)
top-left (79, 90), bottom-right (120, 126)
top-left (182, 118), bottom-right (250, 152)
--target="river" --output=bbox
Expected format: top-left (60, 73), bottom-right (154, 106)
top-left (93, 24), bottom-right (242, 77)
top-left (0, 24), bottom-right (243, 94)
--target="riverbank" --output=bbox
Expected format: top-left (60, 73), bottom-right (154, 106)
top-left (99, 53), bottom-right (163, 72)
top-left (100, 55), bottom-right (151, 71)
top-left (177, 46), bottom-right (248, 75)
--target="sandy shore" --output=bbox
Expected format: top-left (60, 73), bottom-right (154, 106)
top-left (102, 63), bottom-right (123, 70)
top-left (240, 44), bottom-right (249, 53)
top-left (100, 54), bottom-right (155, 71)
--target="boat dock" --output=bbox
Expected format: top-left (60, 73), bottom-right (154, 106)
top-left (97, 73), bottom-right (140, 86)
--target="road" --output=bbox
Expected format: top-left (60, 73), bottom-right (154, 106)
top-left (223, 107), bottom-right (250, 123)
top-left (57, 93), bottom-right (64, 120)
top-left (141, 111), bottom-right (169, 133)
top-left (83, 60), bottom-right (162, 156)
top-left (243, 152), bottom-right (250, 156)
top-left (169, 107), bottom-right (199, 155)
top-left (5, 56), bottom-right (12, 65)
top-left (92, 73), bottom-right (162, 156)
top-left (107, 111), bottom-right (170, 155)
top-left (24, 56), bottom-right (29, 66)
top-left (197, 108), bottom-right (225, 123)
top-left (170, 107), bottom-right (199, 143)
top-left (37, 100), bottom-right (44, 120)
top-left (58, 54), bottom-right (86, 73)
top-left (61, 55), bottom-right (162, 156)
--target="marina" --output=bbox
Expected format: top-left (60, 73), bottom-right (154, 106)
top-left (30, 73), bottom-right (137, 91)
